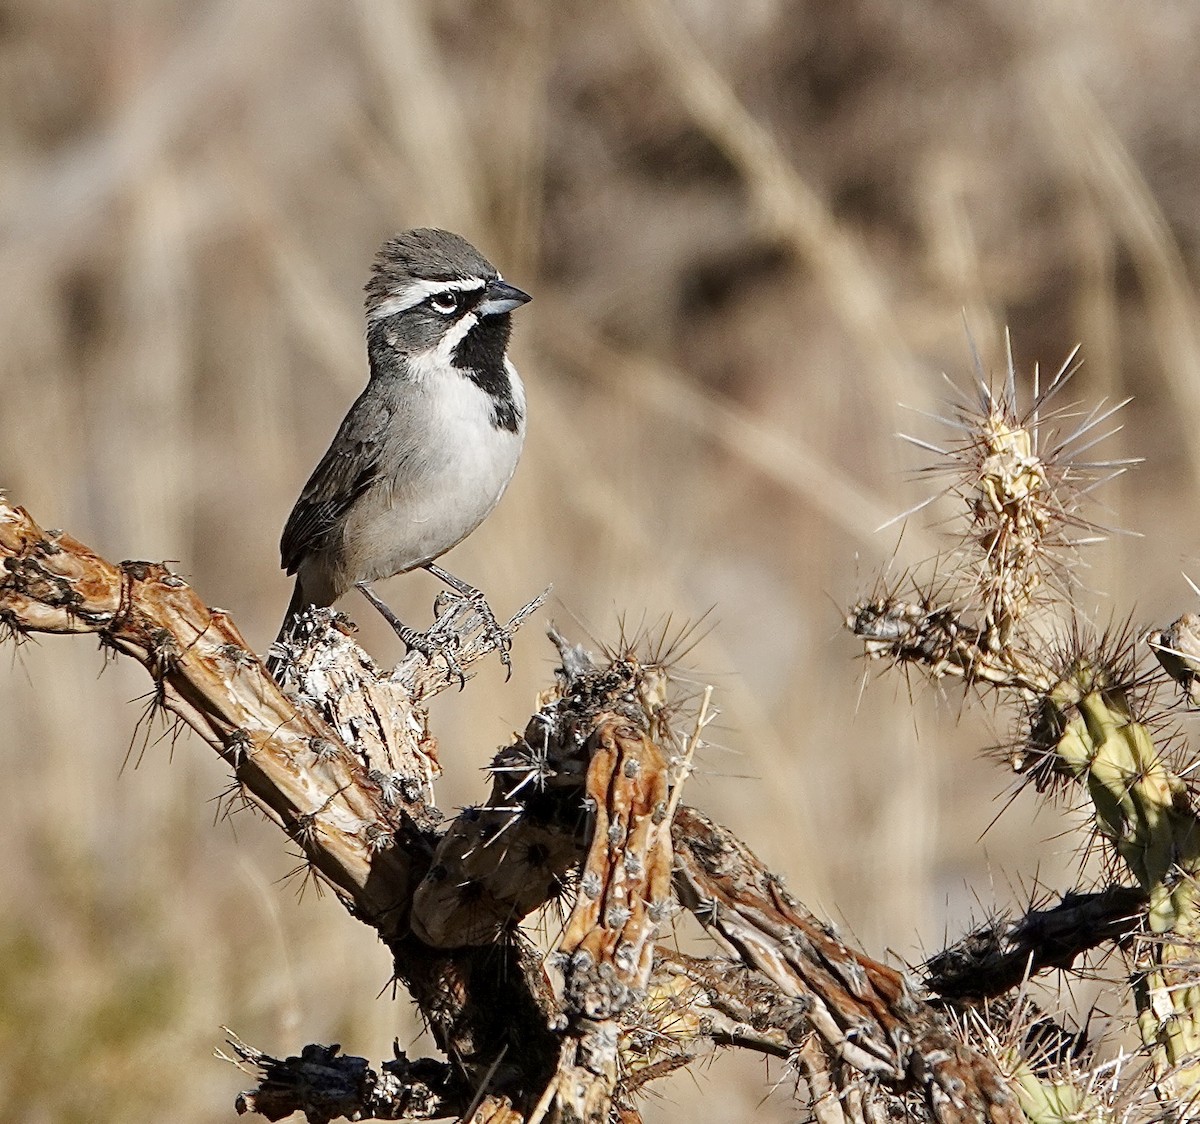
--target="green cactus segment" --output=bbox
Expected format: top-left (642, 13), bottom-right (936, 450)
top-left (1053, 688), bottom-right (1191, 920)
top-left (1009, 1058), bottom-right (1100, 1124)
top-left (1047, 670), bottom-right (1200, 1089)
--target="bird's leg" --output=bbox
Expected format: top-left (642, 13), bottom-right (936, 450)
top-left (355, 581), bottom-right (465, 687)
top-left (422, 562), bottom-right (513, 680)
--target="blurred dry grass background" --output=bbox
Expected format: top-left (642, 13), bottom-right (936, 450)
top-left (3, 1), bottom-right (1200, 1120)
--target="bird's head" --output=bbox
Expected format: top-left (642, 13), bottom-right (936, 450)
top-left (364, 229), bottom-right (531, 372)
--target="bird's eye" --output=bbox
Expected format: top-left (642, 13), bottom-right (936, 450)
top-left (429, 291), bottom-right (459, 315)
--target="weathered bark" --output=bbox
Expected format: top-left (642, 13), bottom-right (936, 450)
top-left (0, 497), bottom-right (1105, 1121)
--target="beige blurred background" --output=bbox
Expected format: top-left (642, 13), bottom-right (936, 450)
top-left (2, 1), bottom-right (1200, 1120)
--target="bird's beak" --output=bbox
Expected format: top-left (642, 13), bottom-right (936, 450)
top-left (477, 279), bottom-right (532, 317)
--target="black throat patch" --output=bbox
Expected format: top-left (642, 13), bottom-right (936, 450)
top-left (453, 313), bottom-right (522, 433)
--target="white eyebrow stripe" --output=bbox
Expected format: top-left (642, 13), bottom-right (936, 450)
top-left (368, 276), bottom-right (489, 320)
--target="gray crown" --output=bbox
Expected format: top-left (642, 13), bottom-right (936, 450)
top-left (365, 228), bottom-right (497, 314)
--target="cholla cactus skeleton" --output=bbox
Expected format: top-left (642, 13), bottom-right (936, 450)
top-left (852, 337), bottom-right (1135, 689)
top-left (848, 337), bottom-right (1200, 1113)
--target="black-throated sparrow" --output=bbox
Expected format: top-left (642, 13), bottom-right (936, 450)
top-left (268, 228), bottom-right (531, 679)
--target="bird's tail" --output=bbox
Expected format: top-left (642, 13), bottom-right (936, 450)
top-left (265, 578), bottom-right (307, 679)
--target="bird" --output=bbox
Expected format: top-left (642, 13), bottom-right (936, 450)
top-left (268, 228), bottom-right (531, 681)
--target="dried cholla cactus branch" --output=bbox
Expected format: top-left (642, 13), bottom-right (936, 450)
top-left (0, 499), bottom-right (427, 935)
top-left (0, 497), bottom-right (698, 1121)
top-left (219, 1032), bottom-right (456, 1122)
top-left (848, 339), bottom-right (1200, 1113)
top-left (0, 496), bottom-right (560, 1119)
top-left (849, 338), bottom-right (1138, 695)
top-left (629, 949), bottom-right (890, 1121)
top-left (3, 491), bottom-right (1059, 1121)
top-left (407, 635), bottom-right (671, 950)
top-left (224, 1033), bottom-right (528, 1124)
top-left (411, 632), bottom-right (683, 1122)
top-left (415, 629), bottom-right (1024, 1121)
top-left (271, 585), bottom-right (549, 706)
top-left (1148, 609), bottom-right (1200, 705)
top-left (534, 717), bottom-right (673, 1121)
top-left (672, 806), bottom-right (1023, 1123)
top-left (848, 591), bottom-right (1050, 693)
top-left (631, 949), bottom-right (801, 1068)
top-left (924, 885), bottom-right (1147, 1001)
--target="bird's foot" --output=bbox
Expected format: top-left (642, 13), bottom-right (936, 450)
top-left (401, 624), bottom-right (467, 690)
top-left (435, 588), bottom-right (512, 680)
top-left (425, 564), bottom-right (514, 680)
top-left (470, 592), bottom-right (513, 680)
top-left (356, 580), bottom-right (466, 688)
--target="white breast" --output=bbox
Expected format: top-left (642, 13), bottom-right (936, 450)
top-left (341, 353), bottom-right (526, 583)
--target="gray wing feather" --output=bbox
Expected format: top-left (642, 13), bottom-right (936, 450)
top-left (279, 394), bottom-right (393, 574)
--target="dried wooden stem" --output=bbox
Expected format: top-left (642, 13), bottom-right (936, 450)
top-left (672, 807), bottom-right (1024, 1123)
top-left (924, 885), bottom-right (1146, 1001)
top-left (0, 501), bottom-right (423, 933)
top-left (0, 498), bottom-right (559, 1116)
top-left (1, 496), bottom-right (1060, 1121)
